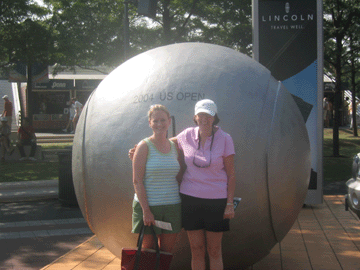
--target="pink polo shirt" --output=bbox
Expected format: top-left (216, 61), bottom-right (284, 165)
top-left (177, 126), bottom-right (235, 199)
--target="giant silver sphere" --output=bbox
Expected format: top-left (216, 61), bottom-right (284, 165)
top-left (72, 42), bottom-right (311, 269)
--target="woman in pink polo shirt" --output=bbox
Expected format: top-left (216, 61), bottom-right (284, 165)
top-left (175, 99), bottom-right (236, 270)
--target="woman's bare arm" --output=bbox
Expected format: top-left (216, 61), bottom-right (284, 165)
top-left (132, 141), bottom-right (154, 226)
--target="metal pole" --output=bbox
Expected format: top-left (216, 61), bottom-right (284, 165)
top-left (124, 0), bottom-right (130, 60)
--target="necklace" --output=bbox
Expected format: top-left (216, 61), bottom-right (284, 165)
top-left (193, 129), bottom-right (214, 168)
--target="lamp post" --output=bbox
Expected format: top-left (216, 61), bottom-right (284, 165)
top-left (123, 0), bottom-right (130, 60)
top-left (123, 0), bottom-right (157, 61)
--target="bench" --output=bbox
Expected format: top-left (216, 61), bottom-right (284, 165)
top-left (1, 144), bottom-right (43, 161)
top-left (41, 148), bottom-right (72, 162)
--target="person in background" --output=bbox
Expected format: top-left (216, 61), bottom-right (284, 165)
top-left (0, 117), bottom-right (14, 162)
top-left (63, 99), bottom-right (75, 133)
top-left (348, 99), bottom-right (360, 129)
top-left (328, 98), bottom-right (333, 127)
top-left (39, 98), bottom-right (47, 114)
top-left (132, 104), bottom-right (183, 253)
top-left (2, 95), bottom-right (13, 128)
top-left (17, 117), bottom-right (37, 161)
top-left (323, 97), bottom-right (329, 128)
top-left (344, 97), bottom-right (350, 126)
top-left (71, 98), bottom-right (83, 133)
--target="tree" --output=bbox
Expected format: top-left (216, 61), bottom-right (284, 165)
top-left (0, 0), bottom-right (51, 119)
top-left (186, 0), bottom-right (252, 55)
top-left (346, 22), bottom-right (360, 136)
top-left (0, 0), bottom-right (48, 71)
top-left (43, 0), bottom-right (253, 69)
top-left (323, 0), bottom-right (360, 157)
top-left (1, 0), bottom-right (253, 83)
top-left (44, 0), bottom-right (126, 69)
top-left (131, 0), bottom-right (252, 55)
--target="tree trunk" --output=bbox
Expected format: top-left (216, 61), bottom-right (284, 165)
top-left (351, 90), bottom-right (358, 136)
top-left (333, 86), bottom-right (341, 157)
top-left (162, 0), bottom-right (172, 44)
top-left (350, 35), bottom-right (358, 136)
top-left (332, 37), bottom-right (342, 157)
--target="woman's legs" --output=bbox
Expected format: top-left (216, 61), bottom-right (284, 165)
top-left (141, 233), bottom-right (178, 253)
top-left (17, 141), bottom-right (26, 157)
top-left (187, 230), bottom-right (224, 270)
top-left (64, 119), bottom-right (71, 131)
top-left (141, 234), bottom-right (157, 249)
top-left (206, 231), bottom-right (224, 270)
top-left (73, 115), bottom-right (79, 132)
top-left (187, 229), bottom-right (206, 270)
top-left (159, 233), bottom-right (178, 253)
top-left (1, 136), bottom-right (8, 150)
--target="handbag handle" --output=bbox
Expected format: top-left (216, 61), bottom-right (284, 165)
top-left (134, 225), bottom-right (160, 270)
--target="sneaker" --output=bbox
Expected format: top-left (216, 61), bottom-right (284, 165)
top-left (29, 157), bottom-right (36, 161)
top-left (19, 157), bottom-right (27, 161)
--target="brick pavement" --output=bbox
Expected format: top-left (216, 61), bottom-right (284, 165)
top-left (41, 195), bottom-right (360, 270)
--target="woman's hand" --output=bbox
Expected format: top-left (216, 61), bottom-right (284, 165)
top-left (128, 144), bottom-right (137, 160)
top-left (224, 205), bottom-right (235, 219)
top-left (143, 210), bottom-right (155, 226)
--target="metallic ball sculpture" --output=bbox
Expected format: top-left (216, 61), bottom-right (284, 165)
top-left (72, 42), bottom-right (311, 269)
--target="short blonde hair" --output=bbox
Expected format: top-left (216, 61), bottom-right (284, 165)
top-left (148, 104), bottom-right (170, 120)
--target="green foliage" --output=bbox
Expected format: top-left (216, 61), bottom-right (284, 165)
top-left (0, 161), bottom-right (59, 182)
top-left (188, 0), bottom-right (252, 55)
top-left (131, 0), bottom-right (252, 56)
top-left (323, 0), bottom-right (360, 155)
top-left (0, 143), bottom-right (71, 183)
top-left (1, 0), bottom-right (30, 24)
top-left (323, 128), bottom-right (360, 183)
top-left (11, 19), bottom-right (51, 64)
top-left (1, 0), bottom-right (254, 71)
top-left (42, 0), bottom-right (253, 67)
top-left (0, 0), bottom-right (51, 74)
top-left (39, 143), bottom-right (73, 149)
top-left (45, 0), bottom-right (126, 67)
top-left (323, 0), bottom-right (360, 83)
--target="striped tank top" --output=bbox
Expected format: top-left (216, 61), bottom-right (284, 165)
top-left (134, 138), bottom-right (181, 206)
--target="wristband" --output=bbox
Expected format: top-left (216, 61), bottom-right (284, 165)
top-left (227, 203), bottom-right (233, 206)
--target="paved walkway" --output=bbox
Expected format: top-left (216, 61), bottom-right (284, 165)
top-left (0, 217), bottom-right (91, 240)
top-left (0, 180), bottom-right (58, 202)
top-left (41, 195), bottom-right (360, 270)
top-left (0, 180), bottom-right (93, 269)
top-left (0, 181), bottom-right (92, 239)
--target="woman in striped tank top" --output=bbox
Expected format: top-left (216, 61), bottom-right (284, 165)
top-left (132, 105), bottom-right (183, 253)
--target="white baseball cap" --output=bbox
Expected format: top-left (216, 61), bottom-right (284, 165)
top-left (2, 95), bottom-right (8, 99)
top-left (194, 99), bottom-right (217, 116)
